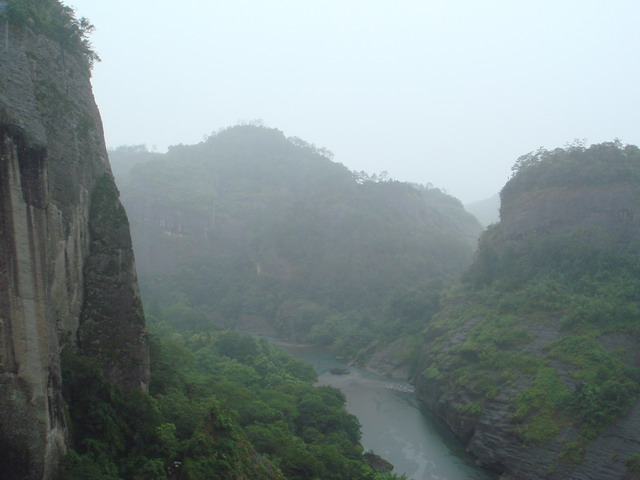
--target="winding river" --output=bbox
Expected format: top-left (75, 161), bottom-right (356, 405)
top-left (273, 340), bottom-right (498, 480)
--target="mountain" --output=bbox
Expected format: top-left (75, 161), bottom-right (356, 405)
top-left (465, 194), bottom-right (500, 227)
top-left (0, 2), bottom-right (147, 478)
top-left (110, 125), bottom-right (483, 354)
top-left (415, 141), bottom-right (640, 480)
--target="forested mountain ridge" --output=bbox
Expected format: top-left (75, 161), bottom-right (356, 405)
top-left (415, 142), bottom-right (640, 480)
top-left (110, 125), bottom-right (483, 355)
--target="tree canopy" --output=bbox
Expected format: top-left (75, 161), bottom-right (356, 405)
top-left (110, 125), bottom-right (482, 355)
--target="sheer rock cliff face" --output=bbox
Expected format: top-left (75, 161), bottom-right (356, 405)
top-left (499, 184), bottom-right (640, 248)
top-left (0, 21), bottom-right (149, 480)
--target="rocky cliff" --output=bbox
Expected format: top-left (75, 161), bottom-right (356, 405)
top-left (415, 142), bottom-right (640, 480)
top-left (0, 8), bottom-right (148, 480)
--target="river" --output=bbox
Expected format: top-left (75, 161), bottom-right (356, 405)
top-left (272, 340), bottom-right (498, 480)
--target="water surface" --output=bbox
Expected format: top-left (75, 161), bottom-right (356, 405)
top-left (273, 340), bottom-right (497, 480)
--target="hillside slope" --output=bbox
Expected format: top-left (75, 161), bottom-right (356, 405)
top-left (415, 142), bottom-right (640, 480)
top-left (111, 125), bottom-right (483, 353)
top-left (465, 194), bottom-right (500, 227)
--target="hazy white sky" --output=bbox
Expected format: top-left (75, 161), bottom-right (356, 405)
top-left (68, 0), bottom-right (640, 203)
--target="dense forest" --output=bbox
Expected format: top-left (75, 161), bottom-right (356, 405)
top-left (54, 123), bottom-right (484, 480)
top-left (58, 326), bottom-right (407, 480)
top-left (59, 123), bottom-right (486, 480)
top-left (110, 125), bottom-right (482, 358)
top-left (79, 131), bottom-right (640, 479)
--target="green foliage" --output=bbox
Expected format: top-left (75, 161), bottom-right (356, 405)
top-left (147, 328), bottom-right (386, 480)
top-left (439, 244), bottom-right (640, 447)
top-left (111, 125), bottom-right (481, 356)
top-left (626, 453), bottom-right (640, 476)
top-left (56, 450), bottom-right (122, 480)
top-left (158, 301), bottom-right (213, 332)
top-left (60, 322), bottom-right (398, 480)
top-left (513, 368), bottom-right (570, 444)
top-left (307, 310), bottom-right (376, 358)
top-left (88, 174), bottom-right (131, 254)
top-left (504, 140), bottom-right (640, 201)
top-left (423, 365), bottom-right (440, 380)
top-left (568, 380), bottom-right (639, 434)
top-left (59, 351), bottom-right (171, 480)
top-left (421, 142), bottom-right (640, 458)
top-left (456, 402), bottom-right (482, 416)
top-left (379, 281), bottom-right (443, 339)
top-left (274, 300), bottom-right (330, 339)
top-left (374, 473), bottom-right (409, 480)
top-left (5, 0), bottom-right (100, 67)
top-left (60, 351), bottom-right (126, 457)
top-left (559, 441), bottom-right (585, 464)
top-left (108, 145), bottom-right (164, 180)
top-left (465, 226), bottom-right (626, 291)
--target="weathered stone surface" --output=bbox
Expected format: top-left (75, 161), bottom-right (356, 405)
top-left (360, 339), bottom-right (412, 380)
top-left (499, 184), bottom-right (640, 249)
top-left (416, 318), bottom-right (640, 480)
top-left (363, 451), bottom-right (394, 472)
top-left (415, 166), bottom-right (640, 480)
top-left (0, 18), bottom-right (148, 480)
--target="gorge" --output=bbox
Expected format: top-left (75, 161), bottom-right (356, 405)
top-left (274, 338), bottom-right (497, 480)
top-left (113, 135), bottom-right (640, 480)
top-left (3, 2), bottom-right (640, 480)
top-left (415, 143), bottom-right (640, 479)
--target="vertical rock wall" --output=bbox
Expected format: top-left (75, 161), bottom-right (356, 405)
top-left (0, 125), bottom-right (59, 480)
top-left (0, 16), bottom-right (148, 480)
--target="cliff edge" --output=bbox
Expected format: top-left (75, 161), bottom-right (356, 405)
top-left (0, 4), bottom-right (148, 479)
top-left (415, 142), bottom-right (640, 480)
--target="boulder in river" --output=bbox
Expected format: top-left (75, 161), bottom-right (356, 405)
top-left (330, 367), bottom-right (350, 375)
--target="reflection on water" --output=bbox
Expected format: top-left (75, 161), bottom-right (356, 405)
top-left (272, 340), bottom-right (497, 480)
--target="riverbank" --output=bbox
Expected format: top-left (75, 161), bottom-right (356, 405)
top-left (267, 338), bottom-right (497, 480)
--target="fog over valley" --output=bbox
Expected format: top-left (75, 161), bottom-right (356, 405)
top-left (69, 0), bottom-right (640, 202)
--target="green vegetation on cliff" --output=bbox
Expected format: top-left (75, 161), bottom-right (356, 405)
top-left (503, 140), bottom-right (640, 203)
top-left (111, 125), bottom-right (481, 358)
top-left (59, 325), bottom-right (404, 480)
top-left (417, 141), bottom-right (640, 476)
top-left (3, 0), bottom-right (99, 66)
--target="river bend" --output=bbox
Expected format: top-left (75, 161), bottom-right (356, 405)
top-left (273, 340), bottom-right (497, 480)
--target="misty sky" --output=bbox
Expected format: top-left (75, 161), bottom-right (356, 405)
top-left (68, 0), bottom-right (640, 203)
